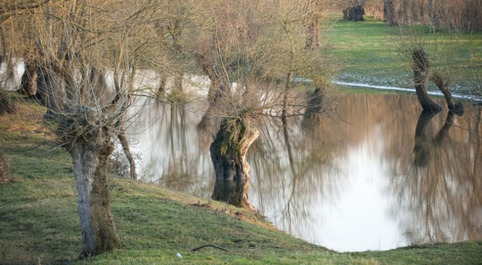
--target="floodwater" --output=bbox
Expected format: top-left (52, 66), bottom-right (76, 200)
top-left (124, 91), bottom-right (482, 252)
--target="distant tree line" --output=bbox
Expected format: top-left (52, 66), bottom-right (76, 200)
top-left (363, 0), bottom-right (482, 31)
top-left (340, 0), bottom-right (482, 31)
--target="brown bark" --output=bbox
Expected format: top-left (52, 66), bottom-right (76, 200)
top-left (383, 0), bottom-right (398, 26)
top-left (431, 73), bottom-right (464, 116)
top-left (412, 49), bottom-right (442, 113)
top-left (343, 5), bottom-right (365, 22)
top-left (303, 87), bottom-right (324, 121)
top-left (91, 140), bottom-right (120, 254)
top-left (117, 130), bottom-right (137, 180)
top-left (157, 72), bottom-right (167, 98)
top-left (20, 59), bottom-right (38, 96)
top-left (196, 52), bottom-right (230, 130)
top-left (210, 117), bottom-right (259, 209)
top-left (194, 53), bottom-right (221, 100)
top-left (304, 1), bottom-right (322, 51)
top-left (0, 90), bottom-right (15, 115)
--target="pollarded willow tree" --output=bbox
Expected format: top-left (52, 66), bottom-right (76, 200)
top-left (0, 1), bottom-right (53, 114)
top-left (393, 11), bottom-right (468, 116)
top-left (5, 0), bottom-right (156, 257)
top-left (168, 0), bottom-right (336, 208)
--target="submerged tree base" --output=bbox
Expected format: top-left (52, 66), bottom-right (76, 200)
top-left (210, 117), bottom-right (259, 209)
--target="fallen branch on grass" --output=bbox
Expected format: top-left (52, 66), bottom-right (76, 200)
top-left (191, 244), bottom-right (229, 252)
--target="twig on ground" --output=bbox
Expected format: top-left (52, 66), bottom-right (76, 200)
top-left (191, 244), bottom-right (229, 253)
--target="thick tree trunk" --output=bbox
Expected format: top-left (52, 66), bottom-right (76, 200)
top-left (210, 117), bottom-right (259, 209)
top-left (70, 140), bottom-right (97, 256)
top-left (60, 108), bottom-right (120, 257)
top-left (19, 59), bottom-right (38, 96)
top-left (0, 90), bottom-right (15, 115)
top-left (412, 49), bottom-right (442, 113)
top-left (303, 87), bottom-right (324, 120)
top-left (383, 0), bottom-right (398, 26)
top-left (70, 133), bottom-right (120, 257)
top-left (91, 141), bottom-right (120, 253)
top-left (195, 53), bottom-right (230, 130)
top-left (343, 5), bottom-right (365, 22)
top-left (305, 15), bottom-right (321, 50)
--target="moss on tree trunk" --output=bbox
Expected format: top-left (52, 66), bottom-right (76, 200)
top-left (210, 117), bottom-right (259, 209)
top-left (59, 107), bottom-right (120, 257)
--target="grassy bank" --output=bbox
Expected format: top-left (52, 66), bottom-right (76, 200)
top-left (324, 17), bottom-right (482, 96)
top-left (1, 99), bottom-right (482, 264)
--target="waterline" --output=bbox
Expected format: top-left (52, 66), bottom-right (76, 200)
top-left (333, 81), bottom-right (482, 102)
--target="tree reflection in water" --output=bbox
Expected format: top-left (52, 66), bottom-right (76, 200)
top-left (127, 98), bottom-right (214, 197)
top-left (413, 110), bottom-right (454, 167)
top-left (249, 101), bottom-right (345, 244)
top-left (389, 106), bottom-right (482, 244)
top-left (126, 93), bottom-right (482, 251)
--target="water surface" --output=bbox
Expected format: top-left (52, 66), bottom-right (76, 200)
top-left (125, 91), bottom-right (482, 252)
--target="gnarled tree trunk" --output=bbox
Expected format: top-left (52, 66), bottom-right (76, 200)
top-left (412, 49), bottom-right (442, 113)
top-left (412, 48), bottom-right (464, 115)
top-left (59, 107), bottom-right (120, 257)
top-left (383, 0), bottom-right (398, 26)
top-left (303, 87), bottom-right (324, 119)
top-left (210, 117), bottom-right (259, 209)
top-left (431, 73), bottom-right (464, 116)
top-left (20, 58), bottom-right (38, 96)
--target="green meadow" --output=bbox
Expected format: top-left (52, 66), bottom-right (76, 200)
top-left (324, 17), bottom-right (482, 96)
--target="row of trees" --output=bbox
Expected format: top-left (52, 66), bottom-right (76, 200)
top-left (0, 0), bottom-right (333, 258)
top-left (342, 0), bottom-right (482, 31)
top-left (2, 0), bottom-right (473, 259)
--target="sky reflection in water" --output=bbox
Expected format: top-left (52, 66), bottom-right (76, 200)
top-left (125, 92), bottom-right (482, 252)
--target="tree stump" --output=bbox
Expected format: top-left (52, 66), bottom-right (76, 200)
top-left (343, 5), bottom-right (365, 22)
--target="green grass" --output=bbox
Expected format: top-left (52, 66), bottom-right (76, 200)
top-left (1, 99), bottom-right (481, 264)
top-left (324, 16), bottom-right (482, 96)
